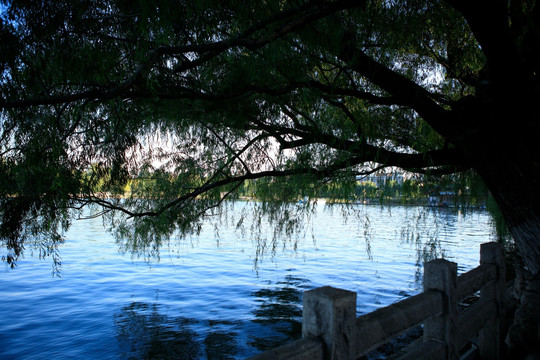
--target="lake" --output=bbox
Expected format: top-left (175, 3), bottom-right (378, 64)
top-left (0, 201), bottom-right (497, 359)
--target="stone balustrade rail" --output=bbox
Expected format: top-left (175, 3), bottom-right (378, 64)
top-left (249, 242), bottom-right (505, 360)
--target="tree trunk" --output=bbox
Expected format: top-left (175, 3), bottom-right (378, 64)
top-left (465, 90), bottom-right (540, 358)
top-left (458, 84), bottom-right (540, 275)
top-left (486, 174), bottom-right (540, 276)
top-left (473, 150), bottom-right (540, 358)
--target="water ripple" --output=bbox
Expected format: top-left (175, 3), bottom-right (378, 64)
top-left (1, 203), bottom-right (494, 359)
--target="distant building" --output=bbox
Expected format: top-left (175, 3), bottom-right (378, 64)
top-left (357, 171), bottom-right (406, 187)
top-left (427, 190), bottom-right (456, 207)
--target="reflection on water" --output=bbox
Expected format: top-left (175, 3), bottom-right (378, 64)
top-left (116, 302), bottom-right (201, 359)
top-left (249, 273), bottom-right (308, 352)
top-left (0, 203), bottom-right (496, 359)
top-left (398, 207), bottom-right (450, 283)
top-left (114, 273), bottom-right (308, 358)
top-left (115, 302), bottom-right (239, 359)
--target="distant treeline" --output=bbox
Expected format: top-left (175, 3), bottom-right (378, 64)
top-left (236, 172), bottom-right (490, 207)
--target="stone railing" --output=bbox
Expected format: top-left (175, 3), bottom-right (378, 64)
top-left (249, 242), bottom-right (505, 360)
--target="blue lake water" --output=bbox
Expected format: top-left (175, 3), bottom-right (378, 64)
top-left (0, 201), bottom-right (497, 359)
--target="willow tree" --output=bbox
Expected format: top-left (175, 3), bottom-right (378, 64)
top-left (1, 0), bottom-right (539, 276)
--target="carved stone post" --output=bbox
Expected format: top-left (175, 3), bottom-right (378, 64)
top-left (302, 286), bottom-right (357, 360)
top-left (423, 259), bottom-right (458, 360)
top-left (479, 242), bottom-right (505, 359)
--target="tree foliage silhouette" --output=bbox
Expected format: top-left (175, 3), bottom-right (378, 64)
top-left (1, 0), bottom-right (539, 274)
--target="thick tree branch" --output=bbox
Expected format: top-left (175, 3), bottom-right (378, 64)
top-left (250, 112), bottom-right (464, 171)
top-left (86, 162), bottom-right (357, 218)
top-left (304, 80), bottom-right (408, 106)
top-left (85, 141), bottom-right (464, 220)
top-left (443, 0), bottom-right (527, 87)
top-left (337, 43), bottom-right (456, 138)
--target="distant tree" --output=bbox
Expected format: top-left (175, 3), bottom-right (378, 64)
top-left (1, 0), bottom-right (539, 282)
top-left (400, 178), bottom-right (423, 202)
top-left (357, 180), bottom-right (378, 201)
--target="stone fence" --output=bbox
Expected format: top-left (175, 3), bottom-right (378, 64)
top-left (249, 242), bottom-right (505, 360)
